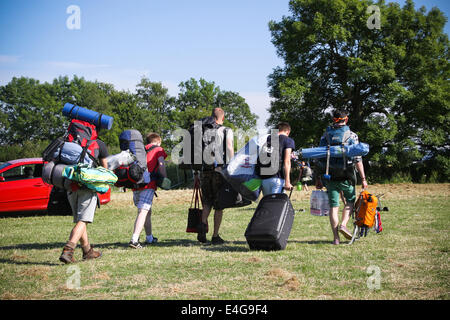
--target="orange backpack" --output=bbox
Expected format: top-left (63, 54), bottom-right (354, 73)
top-left (354, 191), bottom-right (378, 228)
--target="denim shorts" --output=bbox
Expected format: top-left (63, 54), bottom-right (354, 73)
top-left (133, 189), bottom-right (155, 211)
top-left (261, 177), bottom-right (285, 196)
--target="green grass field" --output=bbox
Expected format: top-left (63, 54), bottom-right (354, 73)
top-left (0, 184), bottom-right (449, 300)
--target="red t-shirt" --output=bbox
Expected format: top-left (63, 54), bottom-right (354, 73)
top-left (135, 144), bottom-right (167, 191)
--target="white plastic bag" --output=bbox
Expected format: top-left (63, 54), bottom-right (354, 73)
top-left (106, 150), bottom-right (136, 171)
top-left (310, 190), bottom-right (330, 216)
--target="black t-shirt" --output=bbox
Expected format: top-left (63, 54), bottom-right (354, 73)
top-left (97, 140), bottom-right (109, 159)
top-left (276, 134), bottom-right (295, 178)
top-left (259, 134), bottom-right (295, 178)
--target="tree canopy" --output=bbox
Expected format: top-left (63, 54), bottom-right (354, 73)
top-left (0, 76), bottom-right (258, 159)
top-left (267, 0), bottom-right (449, 182)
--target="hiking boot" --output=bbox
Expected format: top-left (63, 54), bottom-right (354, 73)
top-left (338, 225), bottom-right (353, 240)
top-left (82, 244), bottom-right (102, 260)
top-left (59, 242), bottom-right (76, 264)
top-left (128, 241), bottom-right (143, 249)
top-left (145, 237), bottom-right (158, 245)
top-left (197, 223), bottom-right (207, 243)
top-left (211, 235), bottom-right (225, 245)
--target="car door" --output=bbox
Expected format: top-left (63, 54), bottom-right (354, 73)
top-left (0, 162), bottom-right (51, 212)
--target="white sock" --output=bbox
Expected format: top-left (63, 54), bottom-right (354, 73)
top-left (146, 234), bottom-right (153, 243)
top-left (131, 234), bottom-right (140, 243)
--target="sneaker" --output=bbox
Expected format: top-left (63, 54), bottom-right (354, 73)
top-left (82, 244), bottom-right (102, 260)
top-left (128, 241), bottom-right (143, 249)
top-left (338, 225), bottom-right (353, 240)
top-left (211, 235), bottom-right (225, 245)
top-left (59, 244), bottom-right (76, 264)
top-left (197, 223), bottom-right (207, 243)
top-left (145, 237), bottom-right (158, 245)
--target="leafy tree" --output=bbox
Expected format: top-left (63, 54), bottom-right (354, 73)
top-left (0, 77), bottom-right (62, 144)
top-left (172, 78), bottom-right (258, 131)
top-left (267, 0), bottom-right (449, 181)
top-left (135, 77), bottom-right (175, 148)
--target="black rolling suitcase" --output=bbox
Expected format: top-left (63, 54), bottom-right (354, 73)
top-left (245, 190), bottom-right (295, 251)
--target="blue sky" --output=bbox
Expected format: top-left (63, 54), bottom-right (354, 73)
top-left (0, 0), bottom-right (449, 131)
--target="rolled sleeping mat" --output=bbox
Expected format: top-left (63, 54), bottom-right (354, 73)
top-left (42, 161), bottom-right (73, 190)
top-left (62, 103), bottom-right (114, 130)
top-left (300, 143), bottom-right (370, 159)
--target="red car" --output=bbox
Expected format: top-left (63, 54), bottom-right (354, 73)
top-left (0, 158), bottom-right (111, 214)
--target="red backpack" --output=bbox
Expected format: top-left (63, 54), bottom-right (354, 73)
top-left (66, 119), bottom-right (100, 165)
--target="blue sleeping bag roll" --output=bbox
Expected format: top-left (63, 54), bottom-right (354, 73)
top-left (62, 103), bottom-right (114, 130)
top-left (301, 143), bottom-right (369, 159)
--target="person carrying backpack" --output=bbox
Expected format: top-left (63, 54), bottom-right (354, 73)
top-left (257, 122), bottom-right (295, 196)
top-left (129, 133), bottom-right (168, 249)
top-left (59, 121), bottom-right (109, 264)
top-left (315, 110), bottom-right (368, 245)
top-left (197, 108), bottom-right (234, 245)
top-left (299, 161), bottom-right (313, 191)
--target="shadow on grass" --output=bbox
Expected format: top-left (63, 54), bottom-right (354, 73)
top-left (0, 258), bottom-right (60, 267)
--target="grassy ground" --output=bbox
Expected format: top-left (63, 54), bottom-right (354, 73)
top-left (0, 183), bottom-right (449, 300)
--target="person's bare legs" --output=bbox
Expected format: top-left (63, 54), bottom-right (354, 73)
top-left (341, 203), bottom-right (353, 228)
top-left (144, 208), bottom-right (152, 236)
top-left (329, 206), bottom-right (340, 244)
top-left (132, 209), bottom-right (149, 242)
top-left (213, 210), bottom-right (223, 237)
top-left (69, 221), bottom-right (88, 246)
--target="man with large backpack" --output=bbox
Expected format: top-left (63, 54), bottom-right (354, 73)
top-left (59, 120), bottom-right (110, 263)
top-left (315, 110), bottom-right (368, 245)
top-left (197, 108), bottom-right (234, 245)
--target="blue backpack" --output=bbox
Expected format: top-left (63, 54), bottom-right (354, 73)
top-left (317, 125), bottom-right (357, 182)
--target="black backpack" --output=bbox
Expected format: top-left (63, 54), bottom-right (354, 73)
top-left (180, 116), bottom-right (227, 171)
top-left (255, 135), bottom-right (283, 179)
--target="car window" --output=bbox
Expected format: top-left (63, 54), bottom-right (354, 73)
top-left (2, 164), bottom-right (43, 181)
top-left (0, 162), bottom-right (11, 171)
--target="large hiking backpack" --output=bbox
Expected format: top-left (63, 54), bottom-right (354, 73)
top-left (42, 119), bottom-right (99, 166)
top-left (42, 119), bottom-right (101, 190)
top-left (114, 129), bottom-right (151, 189)
top-left (316, 125), bottom-right (356, 182)
top-left (180, 116), bottom-right (226, 171)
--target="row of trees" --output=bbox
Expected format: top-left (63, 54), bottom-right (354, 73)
top-left (0, 75), bottom-right (258, 160)
top-left (267, 0), bottom-right (449, 182)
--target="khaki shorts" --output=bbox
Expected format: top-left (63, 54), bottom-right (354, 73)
top-left (67, 189), bottom-right (98, 223)
top-left (200, 170), bottom-right (224, 207)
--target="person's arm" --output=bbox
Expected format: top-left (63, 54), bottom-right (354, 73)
top-left (100, 158), bottom-right (108, 169)
top-left (283, 148), bottom-right (293, 190)
top-left (157, 156), bottom-right (167, 178)
top-left (355, 160), bottom-right (368, 189)
top-left (226, 128), bottom-right (234, 161)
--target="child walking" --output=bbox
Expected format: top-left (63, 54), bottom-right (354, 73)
top-left (129, 133), bottom-right (168, 248)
